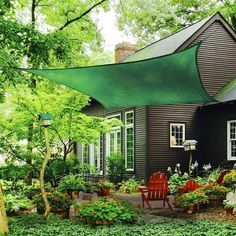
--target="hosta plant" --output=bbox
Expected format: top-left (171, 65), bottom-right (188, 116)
top-left (119, 177), bottom-right (140, 194)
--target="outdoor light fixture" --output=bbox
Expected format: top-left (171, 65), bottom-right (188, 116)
top-left (39, 113), bottom-right (53, 127)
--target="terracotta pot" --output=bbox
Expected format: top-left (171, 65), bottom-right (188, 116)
top-left (101, 187), bottom-right (110, 196)
top-left (187, 205), bottom-right (195, 214)
top-left (225, 208), bottom-right (234, 216)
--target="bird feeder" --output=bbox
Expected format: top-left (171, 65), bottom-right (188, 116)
top-left (183, 140), bottom-right (198, 176)
top-left (39, 113), bottom-right (53, 127)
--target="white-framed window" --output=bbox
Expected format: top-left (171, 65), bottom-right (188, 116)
top-left (82, 137), bottom-right (102, 174)
top-left (170, 123), bottom-right (185, 148)
top-left (105, 114), bottom-right (121, 157)
top-left (125, 111), bottom-right (134, 171)
top-left (227, 120), bottom-right (236, 160)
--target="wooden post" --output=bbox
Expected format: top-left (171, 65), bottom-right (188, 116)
top-left (39, 127), bottom-right (51, 219)
top-left (188, 151), bottom-right (192, 177)
top-left (0, 182), bottom-right (8, 234)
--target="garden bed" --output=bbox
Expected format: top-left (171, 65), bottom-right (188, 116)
top-left (7, 214), bottom-right (236, 236)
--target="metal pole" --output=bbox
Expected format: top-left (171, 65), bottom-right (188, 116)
top-left (0, 181), bottom-right (8, 234)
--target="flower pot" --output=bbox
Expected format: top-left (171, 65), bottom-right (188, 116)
top-left (187, 205), bottom-right (195, 214)
top-left (225, 208), bottom-right (234, 216)
top-left (101, 187), bottom-right (110, 196)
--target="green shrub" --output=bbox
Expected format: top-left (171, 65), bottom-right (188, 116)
top-left (57, 174), bottom-right (85, 192)
top-left (98, 181), bottom-right (115, 189)
top-left (33, 191), bottom-right (71, 211)
top-left (4, 194), bottom-right (32, 214)
top-left (168, 173), bottom-right (189, 195)
top-left (77, 198), bottom-right (140, 224)
top-left (198, 183), bottom-right (229, 197)
top-left (119, 177), bottom-right (140, 194)
top-left (176, 190), bottom-right (209, 207)
top-left (223, 171), bottom-right (236, 188)
top-left (107, 153), bottom-right (126, 184)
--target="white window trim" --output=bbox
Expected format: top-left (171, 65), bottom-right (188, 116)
top-left (227, 120), bottom-right (236, 160)
top-left (105, 113), bottom-right (121, 157)
top-left (125, 111), bottom-right (134, 171)
top-left (81, 138), bottom-right (102, 174)
top-left (170, 123), bottom-right (185, 148)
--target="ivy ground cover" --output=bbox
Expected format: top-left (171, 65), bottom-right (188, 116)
top-left (8, 214), bottom-right (236, 236)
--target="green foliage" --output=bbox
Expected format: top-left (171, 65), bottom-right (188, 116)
top-left (98, 181), bottom-right (115, 189)
top-left (198, 183), bottom-right (229, 197)
top-left (176, 190), bottom-right (209, 207)
top-left (7, 214), bottom-right (236, 235)
top-left (119, 177), bottom-right (140, 194)
top-left (107, 153), bottom-right (126, 184)
top-left (77, 198), bottom-right (140, 224)
top-left (116, 0), bottom-right (236, 46)
top-left (33, 191), bottom-right (71, 211)
top-left (57, 174), bottom-right (85, 192)
top-left (168, 172), bottom-right (189, 195)
top-left (4, 194), bottom-right (32, 214)
top-left (223, 199), bottom-right (236, 209)
top-left (223, 171), bottom-right (236, 188)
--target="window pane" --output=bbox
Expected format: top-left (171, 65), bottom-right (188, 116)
top-left (83, 144), bottom-right (89, 164)
top-left (231, 140), bottom-right (236, 157)
top-left (126, 112), bottom-right (134, 125)
top-left (230, 122), bottom-right (236, 139)
top-left (170, 124), bottom-right (185, 147)
top-left (126, 127), bottom-right (134, 169)
top-left (110, 132), bottom-right (115, 154)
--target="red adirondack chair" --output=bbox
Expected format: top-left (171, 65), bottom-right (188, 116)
top-left (215, 170), bottom-right (229, 185)
top-left (178, 179), bottom-right (202, 196)
top-left (139, 172), bottom-right (172, 210)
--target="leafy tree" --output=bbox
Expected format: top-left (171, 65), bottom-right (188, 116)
top-left (116, 0), bottom-right (236, 45)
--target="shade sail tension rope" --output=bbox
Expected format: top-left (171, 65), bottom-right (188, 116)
top-left (17, 44), bottom-right (215, 109)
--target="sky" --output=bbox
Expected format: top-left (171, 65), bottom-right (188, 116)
top-left (93, 9), bottom-right (136, 51)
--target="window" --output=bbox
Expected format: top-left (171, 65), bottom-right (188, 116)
top-left (227, 120), bottom-right (236, 160)
top-left (170, 123), bottom-right (185, 148)
top-left (106, 114), bottom-right (121, 157)
top-left (82, 136), bottom-right (102, 174)
top-left (125, 111), bottom-right (134, 170)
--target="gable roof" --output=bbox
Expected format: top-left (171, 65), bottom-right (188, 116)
top-left (123, 12), bottom-right (236, 62)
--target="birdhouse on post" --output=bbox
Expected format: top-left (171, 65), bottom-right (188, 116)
top-left (39, 113), bottom-right (53, 127)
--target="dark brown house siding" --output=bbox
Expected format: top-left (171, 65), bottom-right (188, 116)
top-left (147, 20), bottom-right (236, 175)
top-left (200, 102), bottom-right (236, 168)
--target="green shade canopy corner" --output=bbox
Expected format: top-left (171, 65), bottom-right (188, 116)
top-left (16, 44), bottom-right (215, 109)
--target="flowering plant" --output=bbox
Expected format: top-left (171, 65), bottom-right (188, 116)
top-left (198, 183), bottom-right (229, 197)
top-left (223, 171), bottom-right (236, 188)
top-left (33, 191), bottom-right (72, 211)
top-left (77, 198), bottom-right (140, 224)
top-left (176, 190), bottom-right (209, 207)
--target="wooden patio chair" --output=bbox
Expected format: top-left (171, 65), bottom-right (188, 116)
top-left (139, 172), bottom-right (172, 210)
top-left (178, 179), bottom-right (202, 196)
top-left (215, 170), bottom-right (230, 185)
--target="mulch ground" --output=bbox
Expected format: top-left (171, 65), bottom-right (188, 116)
top-left (114, 192), bottom-right (236, 225)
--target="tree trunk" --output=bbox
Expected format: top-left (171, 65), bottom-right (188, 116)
top-left (39, 127), bottom-right (51, 219)
top-left (0, 182), bottom-right (8, 235)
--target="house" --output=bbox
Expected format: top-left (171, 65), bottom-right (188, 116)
top-left (79, 12), bottom-right (236, 181)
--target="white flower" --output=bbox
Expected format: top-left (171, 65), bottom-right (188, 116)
top-left (190, 164), bottom-right (195, 170)
top-left (202, 163), bottom-right (212, 171)
top-left (183, 172), bottom-right (189, 177)
top-left (174, 167), bottom-right (178, 173)
top-left (167, 167), bottom-right (172, 172)
top-left (176, 163), bottom-right (181, 168)
top-left (193, 161), bottom-right (199, 168)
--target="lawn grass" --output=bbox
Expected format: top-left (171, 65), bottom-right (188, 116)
top-left (7, 214), bottom-right (236, 236)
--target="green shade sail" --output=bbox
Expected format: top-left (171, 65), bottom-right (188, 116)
top-left (19, 44), bottom-right (215, 109)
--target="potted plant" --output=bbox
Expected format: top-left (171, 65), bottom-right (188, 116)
top-left (57, 174), bottom-right (85, 197)
top-left (98, 181), bottom-right (115, 196)
top-left (223, 200), bottom-right (236, 216)
top-left (198, 183), bottom-right (229, 207)
top-left (176, 190), bottom-right (209, 213)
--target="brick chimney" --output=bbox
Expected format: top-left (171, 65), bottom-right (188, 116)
top-left (115, 42), bottom-right (137, 63)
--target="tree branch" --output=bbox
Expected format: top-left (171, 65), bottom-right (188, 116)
top-left (59, 0), bottom-right (107, 30)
